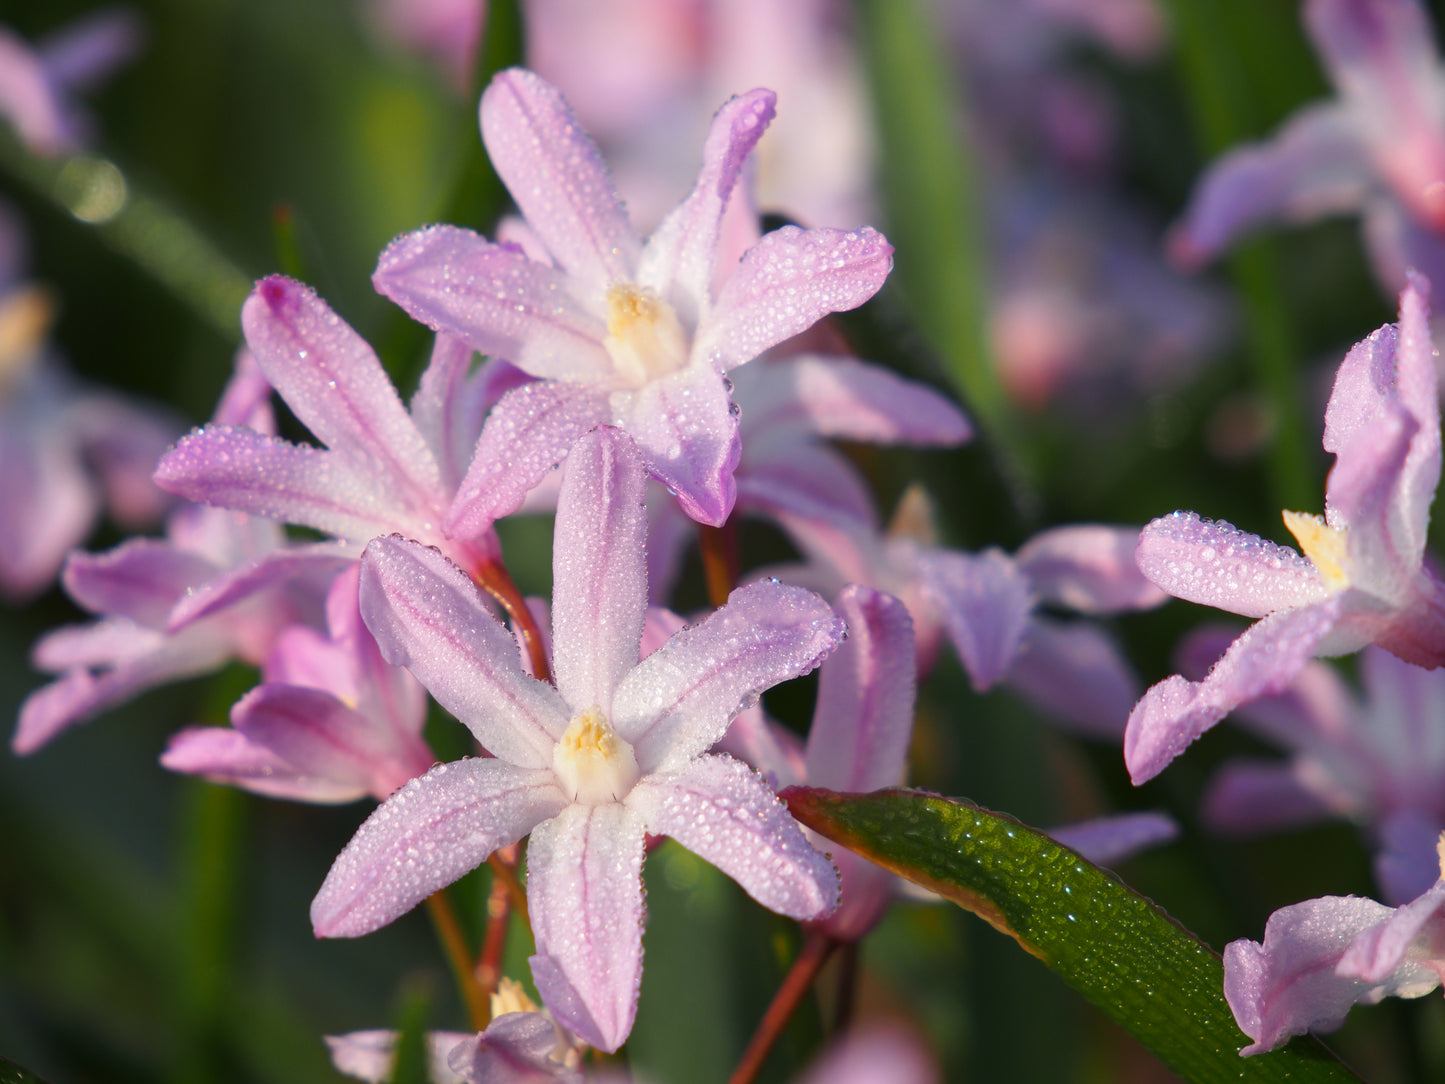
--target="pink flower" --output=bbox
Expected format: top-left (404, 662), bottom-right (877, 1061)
top-left (311, 427), bottom-right (842, 1052)
top-left (1127, 273), bottom-right (1445, 784)
top-left (371, 68), bottom-right (893, 528)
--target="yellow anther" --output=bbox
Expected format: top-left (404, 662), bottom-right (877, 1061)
top-left (490, 977), bottom-right (539, 1019)
top-left (1436, 832), bottom-right (1445, 880)
top-left (1282, 510), bottom-right (1350, 589)
top-left (553, 706), bottom-right (640, 805)
top-left (603, 282), bottom-right (688, 388)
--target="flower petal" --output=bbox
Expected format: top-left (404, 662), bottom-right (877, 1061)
top-left (526, 802), bottom-right (647, 1053)
top-left (550, 427), bottom-right (648, 713)
top-left (737, 444), bottom-right (878, 529)
top-left (372, 226), bottom-right (612, 382)
top-left (61, 539), bottom-right (216, 627)
top-left (613, 579), bottom-right (844, 773)
top-left (359, 535), bottom-right (568, 768)
top-left (164, 543), bottom-right (351, 633)
top-left (480, 68), bottom-right (640, 296)
top-left (444, 1014), bottom-right (566, 1083)
top-left (1048, 812), bottom-right (1179, 867)
top-left (312, 758), bottom-right (565, 938)
top-left (1124, 598), bottom-right (1343, 784)
top-left (615, 360), bottom-right (740, 526)
top-left (1016, 525), bottom-right (1167, 614)
top-left (917, 547), bottom-right (1033, 692)
top-left (444, 379), bottom-right (608, 542)
top-left (1004, 618), bottom-right (1140, 739)
top-left (327, 1029), bottom-right (473, 1084)
top-left (805, 585), bottom-right (916, 792)
top-left (701, 225), bottom-right (893, 372)
top-left (638, 88), bottom-right (776, 323)
top-left (408, 333), bottom-right (482, 495)
top-left (1200, 759), bottom-right (1341, 836)
top-left (630, 754), bottom-right (838, 920)
top-left (161, 725), bottom-right (371, 804)
top-left (1135, 511), bottom-right (1327, 618)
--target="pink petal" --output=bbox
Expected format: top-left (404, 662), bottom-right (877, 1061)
top-left (312, 758), bottom-right (565, 938)
top-left (165, 544), bottom-right (352, 633)
top-left (0, 29), bottom-right (75, 155)
top-left (550, 427), bottom-right (648, 712)
top-left (327, 1029), bottom-right (473, 1084)
top-left (408, 333), bottom-right (482, 495)
top-left (154, 426), bottom-right (395, 544)
top-left (630, 754), bottom-right (838, 920)
top-left (1004, 618), bottom-right (1139, 739)
top-left (638, 88), bottom-right (777, 322)
top-left (372, 226), bottom-right (612, 382)
top-left (444, 380), bottom-right (608, 542)
top-left (242, 277), bottom-right (441, 502)
top-left (1337, 877), bottom-right (1445, 984)
top-left (1125, 598), bottom-right (1343, 785)
top-left (714, 704), bottom-right (806, 787)
top-left (161, 725), bottom-right (370, 804)
top-left (526, 802), bottom-right (647, 1053)
top-left (1048, 812), bottom-right (1178, 867)
top-left (1016, 525), bottom-right (1167, 614)
top-left (359, 536), bottom-right (568, 769)
top-left (480, 69), bottom-right (640, 295)
top-left (702, 225), bottom-right (894, 372)
top-left (613, 579), bottom-right (844, 773)
top-left (1169, 103), bottom-right (1371, 269)
top-left (616, 361), bottom-right (740, 526)
top-left (1224, 894), bottom-right (1413, 1054)
top-left (918, 548), bottom-right (1034, 692)
top-left (1201, 759), bottom-right (1341, 836)
top-left (444, 1015), bottom-right (566, 1083)
top-left (805, 585), bottom-right (916, 792)
top-left (737, 444), bottom-right (878, 529)
top-left (61, 539), bottom-right (215, 627)
top-left (795, 1026), bottom-right (938, 1084)
top-left (1135, 511), bottom-right (1327, 618)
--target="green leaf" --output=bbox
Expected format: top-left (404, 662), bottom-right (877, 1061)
top-left (782, 787), bottom-right (1361, 1083)
top-left (0, 1055), bottom-right (51, 1084)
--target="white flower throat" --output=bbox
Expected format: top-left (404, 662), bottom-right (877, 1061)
top-left (553, 706), bottom-right (641, 805)
top-left (603, 283), bottom-right (688, 389)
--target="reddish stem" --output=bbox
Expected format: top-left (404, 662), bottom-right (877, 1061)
top-left (425, 889), bottom-right (490, 1032)
top-left (474, 868), bottom-right (513, 1010)
top-left (727, 931), bottom-right (839, 1084)
top-left (699, 519), bottom-right (739, 609)
top-left (474, 558), bottom-right (552, 682)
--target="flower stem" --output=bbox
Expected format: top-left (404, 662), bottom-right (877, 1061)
top-left (832, 939), bottom-right (860, 1035)
top-left (727, 930), bottom-right (839, 1084)
top-left (699, 520), bottom-right (739, 609)
top-left (475, 559), bottom-right (552, 683)
top-left (425, 889), bottom-right (490, 1033)
top-left (474, 856), bottom-right (517, 1009)
top-left (489, 846), bottom-right (530, 929)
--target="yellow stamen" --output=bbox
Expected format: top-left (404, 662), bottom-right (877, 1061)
top-left (887, 484), bottom-right (940, 548)
top-left (1282, 510), bottom-right (1350, 589)
top-left (603, 282), bottom-right (688, 388)
top-left (553, 706), bottom-right (640, 805)
top-left (1436, 832), bottom-right (1445, 880)
top-left (490, 976), bottom-right (539, 1019)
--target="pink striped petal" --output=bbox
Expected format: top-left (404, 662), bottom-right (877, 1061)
top-left (480, 69), bottom-right (640, 296)
top-left (161, 725), bottom-right (370, 804)
top-left (359, 536), bottom-right (568, 768)
top-left (702, 225), bottom-right (893, 372)
top-left (638, 88), bottom-right (777, 322)
top-left (242, 278), bottom-right (441, 501)
top-left (550, 427), bottom-right (648, 712)
top-left (737, 444), bottom-right (878, 529)
top-left (312, 758), bottom-right (565, 938)
top-left (630, 754), bottom-right (838, 920)
top-left (918, 548), bottom-right (1033, 692)
top-left (526, 802), bottom-right (647, 1053)
top-left (372, 226), bottom-right (612, 382)
top-left (61, 539), bottom-right (216, 627)
top-left (1016, 525), bottom-right (1167, 614)
top-left (1135, 511), bottom-right (1327, 618)
top-left (613, 579), bottom-right (844, 773)
top-left (805, 586), bottom-right (916, 792)
top-left (1125, 597), bottom-right (1343, 784)
top-left (408, 333), bottom-right (482, 495)
top-left (444, 380), bottom-right (608, 542)
top-left (165, 544), bottom-right (351, 633)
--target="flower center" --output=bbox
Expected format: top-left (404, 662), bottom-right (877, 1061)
top-left (0, 286), bottom-right (56, 397)
top-left (603, 283), bottom-right (688, 388)
top-left (1282, 510), bottom-right (1349, 589)
top-left (490, 977), bottom-right (540, 1018)
top-left (553, 706), bottom-right (641, 805)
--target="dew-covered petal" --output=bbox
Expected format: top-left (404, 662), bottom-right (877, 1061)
top-left (714, 704), bottom-right (806, 787)
top-left (526, 802), bottom-right (646, 1053)
top-left (359, 536), bottom-right (566, 766)
top-left (372, 226), bottom-right (612, 382)
top-left (1326, 404), bottom-right (1416, 596)
top-left (916, 547), bottom-right (1033, 692)
top-left (734, 354), bottom-right (971, 448)
top-left (1135, 511), bottom-right (1328, 617)
top-left (550, 427), bottom-right (648, 712)
top-left (612, 579), bottom-right (844, 773)
top-left (444, 1014), bottom-right (570, 1084)
top-left (1169, 102), bottom-right (1372, 268)
top-left (480, 69), bottom-right (640, 296)
top-left (242, 277), bottom-right (442, 502)
top-left (61, 539), bottom-right (216, 627)
top-left (1337, 876), bottom-right (1445, 984)
top-left (1004, 618), bottom-right (1140, 739)
top-left (1049, 812), bottom-right (1179, 867)
top-left (408, 333), bottom-right (482, 495)
top-left (701, 225), bottom-right (893, 372)
top-left (154, 426), bottom-right (396, 545)
top-left (444, 379), bottom-right (608, 543)
top-left (638, 88), bottom-right (776, 323)
top-left (805, 585), bottom-right (916, 792)
top-left (312, 758), bottom-right (565, 938)
top-left (629, 754), bottom-right (838, 920)
top-left (1124, 598), bottom-right (1343, 785)
top-left (615, 360), bottom-right (740, 527)
top-left (164, 543), bottom-right (353, 633)
top-left (161, 724), bottom-right (370, 804)
top-left (1016, 524), bottom-right (1167, 614)
top-left (1224, 894), bottom-right (1423, 1055)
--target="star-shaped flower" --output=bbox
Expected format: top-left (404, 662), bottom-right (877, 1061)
top-left (371, 67), bottom-right (894, 528)
top-left (1127, 273), bottom-right (1445, 784)
top-left (311, 426), bottom-right (842, 1052)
